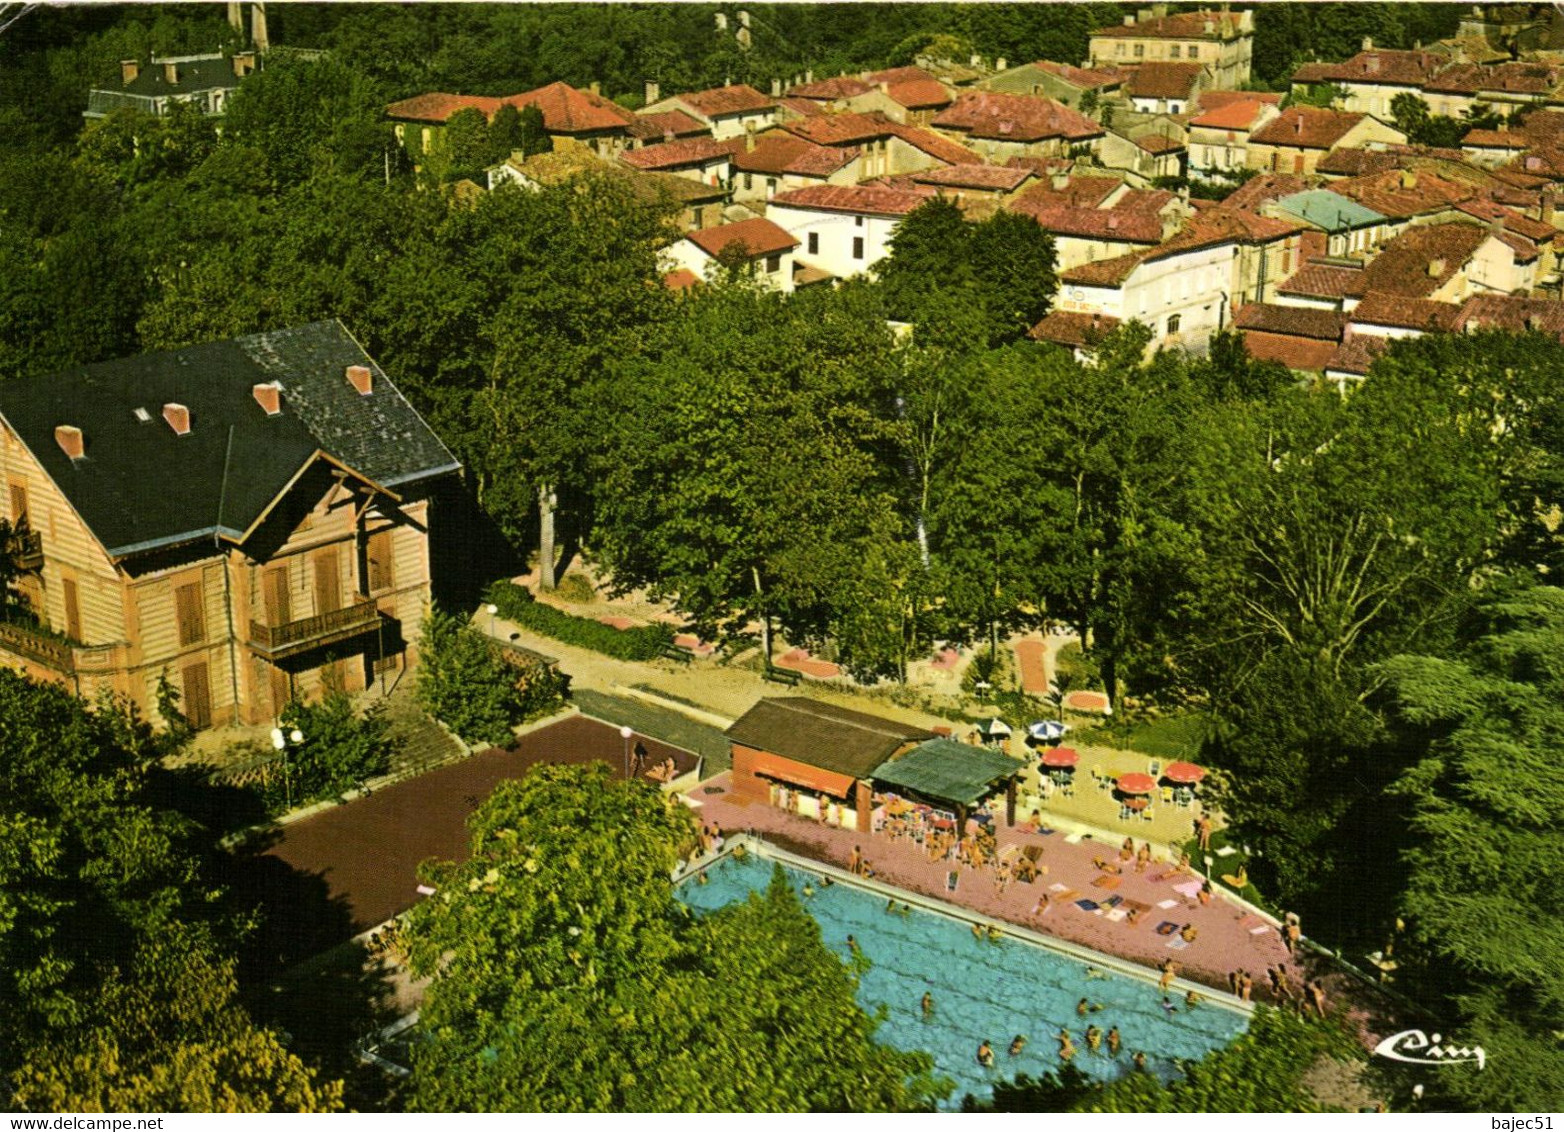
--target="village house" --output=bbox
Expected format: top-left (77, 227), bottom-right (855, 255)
top-left (665, 218), bottom-right (799, 292)
top-left (1026, 309), bottom-right (1124, 360)
top-left (1290, 44), bottom-right (1448, 119)
top-left (931, 91), bottom-right (1105, 163)
top-left (1355, 219), bottom-right (1532, 303)
top-left (1086, 6), bottom-right (1255, 90)
top-left (1123, 61), bottom-right (1206, 114)
top-left (1009, 180), bottom-right (1180, 271)
top-left (489, 148), bottom-right (726, 232)
top-left (979, 60), bottom-right (1125, 110)
top-left (724, 132), bottom-right (862, 205)
top-left (0, 322), bottom-right (459, 729)
top-left (766, 184), bottom-right (932, 278)
top-left (779, 112), bottom-right (979, 178)
top-left (1247, 107), bottom-right (1407, 176)
top-left (627, 102), bottom-right (712, 147)
top-left (643, 83), bottom-right (779, 141)
top-left (618, 136), bottom-right (733, 186)
top-left (1231, 303), bottom-right (1347, 372)
top-left (1097, 128), bottom-right (1187, 181)
top-left (85, 51), bottom-right (261, 120)
top-left (863, 66), bottom-right (957, 125)
top-left (1264, 189), bottom-right (1391, 258)
top-left (1187, 97), bottom-right (1279, 181)
top-left (909, 163), bottom-right (1035, 214)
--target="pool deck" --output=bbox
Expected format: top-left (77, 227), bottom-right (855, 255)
top-left (689, 773), bottom-right (1305, 1001)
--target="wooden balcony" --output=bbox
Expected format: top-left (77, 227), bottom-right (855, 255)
top-left (0, 618), bottom-right (74, 674)
top-left (7, 526), bottom-right (42, 571)
top-left (247, 596), bottom-right (382, 659)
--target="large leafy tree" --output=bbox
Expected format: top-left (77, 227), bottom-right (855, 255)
top-left (0, 671), bottom-right (340, 1111)
top-left (1377, 581), bottom-right (1564, 1112)
top-left (405, 764), bottom-right (944, 1111)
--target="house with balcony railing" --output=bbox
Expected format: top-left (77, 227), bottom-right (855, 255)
top-left (0, 321), bottom-right (459, 728)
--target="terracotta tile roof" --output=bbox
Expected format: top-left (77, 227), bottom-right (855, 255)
top-left (1328, 169), bottom-right (1475, 219)
top-left (511, 81), bottom-right (637, 134)
top-left (685, 217), bottom-right (797, 260)
top-left (1326, 333), bottom-right (1388, 375)
top-left (1315, 147), bottom-right (1401, 178)
top-left (865, 66), bottom-right (941, 85)
top-left (1278, 262), bottom-right (1365, 300)
top-left (1135, 133), bottom-right (1186, 153)
top-left (1003, 154), bottom-right (1077, 179)
top-left (1241, 330), bottom-right (1339, 371)
top-left (1476, 61), bottom-right (1562, 94)
top-left (1033, 61), bottom-right (1125, 90)
top-left (933, 91), bottom-right (1104, 143)
top-left (1012, 201), bottom-right (1165, 242)
top-left (1454, 199), bottom-right (1556, 242)
top-left (677, 84), bottom-right (777, 119)
top-left (789, 75), bottom-right (875, 100)
top-left (784, 111), bottom-right (898, 145)
top-left (1189, 99), bottom-right (1271, 130)
top-left (768, 183), bottom-right (932, 217)
top-left (628, 109), bottom-right (709, 141)
top-left (1125, 62), bottom-right (1204, 101)
top-left (1182, 206), bottom-right (1304, 244)
top-left (386, 92), bottom-right (502, 123)
top-left (663, 268), bottom-right (700, 290)
top-left (1197, 90), bottom-right (1282, 110)
top-left (726, 133), bottom-right (860, 177)
top-left (1222, 172), bottom-right (1308, 210)
top-left (1505, 145), bottom-right (1564, 180)
top-left (1359, 222), bottom-right (1490, 298)
top-left (1234, 303), bottom-right (1346, 339)
top-left (1251, 107), bottom-right (1369, 150)
top-left (1027, 309), bottom-right (1122, 348)
top-left (1454, 293), bottom-right (1564, 337)
top-left (1462, 128), bottom-right (1529, 150)
top-left (913, 163), bottom-right (1033, 191)
top-left (1091, 9), bottom-right (1242, 40)
top-left (1514, 110), bottom-right (1564, 143)
top-left (1350, 291), bottom-right (1462, 331)
top-left (618, 136), bottom-right (731, 171)
top-left (1423, 62), bottom-right (1487, 95)
top-left (1292, 49), bottom-right (1445, 87)
top-left (892, 123), bottom-right (983, 165)
top-left (884, 78), bottom-right (955, 110)
top-left (1060, 248), bottom-right (1155, 286)
top-left (1011, 174), bottom-right (1123, 210)
top-left (1114, 188), bottom-right (1177, 214)
top-left (1495, 229), bottom-right (1540, 261)
top-left (777, 96), bottom-right (827, 118)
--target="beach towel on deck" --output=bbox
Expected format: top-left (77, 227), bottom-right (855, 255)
top-left (1091, 875), bottom-right (1122, 890)
top-left (1102, 895), bottom-right (1123, 908)
top-left (946, 871), bottom-right (959, 892)
top-left (1105, 909), bottom-right (1127, 922)
top-left (1156, 921), bottom-right (1179, 935)
top-left (1074, 899), bottom-right (1100, 912)
top-left (1167, 938), bottom-right (1190, 950)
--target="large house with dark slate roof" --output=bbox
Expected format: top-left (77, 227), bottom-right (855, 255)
top-left (85, 52), bottom-right (261, 119)
top-left (0, 321), bottom-right (459, 729)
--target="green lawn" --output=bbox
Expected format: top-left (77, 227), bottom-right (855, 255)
top-left (1075, 711), bottom-right (1214, 759)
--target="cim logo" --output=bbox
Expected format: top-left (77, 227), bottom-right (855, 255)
top-left (1373, 1029), bottom-right (1486, 1070)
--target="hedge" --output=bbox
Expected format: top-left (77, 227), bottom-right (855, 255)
top-left (484, 581), bottom-right (673, 661)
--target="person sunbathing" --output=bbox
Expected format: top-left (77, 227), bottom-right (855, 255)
top-left (1180, 923), bottom-right (1199, 943)
top-left (1092, 856), bottom-right (1123, 875)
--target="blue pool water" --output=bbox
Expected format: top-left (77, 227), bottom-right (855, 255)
top-left (677, 852), bottom-right (1248, 1109)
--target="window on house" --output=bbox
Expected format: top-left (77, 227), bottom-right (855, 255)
top-left (765, 252), bottom-right (782, 273)
top-left (263, 565), bottom-right (291, 627)
top-left (1170, 45), bottom-right (1181, 58)
top-left (182, 661), bottom-right (212, 730)
top-left (8, 482), bottom-right (27, 528)
top-left (855, 215), bottom-right (864, 227)
top-left (175, 581), bottom-right (205, 647)
top-left (1134, 44), bottom-right (1144, 57)
top-left (1167, 313), bottom-right (1181, 335)
top-left (367, 530), bottom-right (394, 592)
top-left (745, 172), bottom-right (753, 190)
top-left (1293, 153), bottom-right (1305, 174)
top-left (852, 236), bottom-right (865, 259)
top-left (1188, 45), bottom-right (1199, 59)
top-left (766, 177), bottom-right (778, 197)
top-left (807, 232), bottom-right (819, 255)
top-left (1270, 150), bottom-right (1280, 172)
top-left (1115, 44), bottom-right (1125, 57)
top-left (63, 578), bottom-right (81, 642)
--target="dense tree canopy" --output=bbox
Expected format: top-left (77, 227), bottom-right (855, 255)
top-left (405, 764), bottom-right (946, 1111)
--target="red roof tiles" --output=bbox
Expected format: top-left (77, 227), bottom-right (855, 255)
top-left (1091, 9), bottom-right (1242, 40)
top-left (1197, 90), bottom-right (1282, 110)
top-left (685, 218), bottom-right (798, 259)
top-left (777, 96), bottom-right (827, 118)
top-left (1222, 172), bottom-right (1308, 210)
top-left (1454, 293), bottom-right (1564, 337)
top-left (386, 92), bottom-right (503, 124)
top-left (1033, 61), bottom-right (1125, 90)
top-left (1125, 62), bottom-right (1204, 101)
top-left (1358, 223), bottom-right (1490, 298)
top-left (1329, 169), bottom-right (1475, 219)
top-left (628, 109), bottom-right (709, 141)
top-left (1251, 107), bottom-right (1370, 150)
top-left (1461, 129), bottom-right (1529, 150)
top-left (1027, 310), bottom-right (1122, 348)
top-left (883, 78), bottom-right (954, 110)
top-left (619, 136), bottom-right (731, 171)
top-left (1013, 201), bottom-right (1165, 243)
top-left (933, 91), bottom-right (1104, 143)
top-left (511, 82), bottom-right (637, 134)
top-left (1189, 99), bottom-right (1272, 130)
top-left (676, 84), bottom-right (777, 119)
top-left (1136, 134), bottom-right (1186, 154)
top-left (1060, 248), bottom-right (1156, 286)
top-left (913, 163), bottom-right (1034, 191)
top-left (1234, 303), bottom-right (1346, 339)
top-left (1278, 262), bottom-right (1365, 300)
top-left (1292, 49), bottom-right (1445, 88)
top-left (769, 184), bottom-right (932, 217)
top-left (726, 133), bottom-right (859, 177)
top-left (1350, 292), bottom-right (1462, 331)
top-left (788, 76), bottom-right (876, 100)
top-left (1326, 333), bottom-right (1388, 375)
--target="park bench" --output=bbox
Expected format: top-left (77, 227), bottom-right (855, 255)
top-left (658, 642), bottom-right (694, 665)
top-left (763, 663), bottom-right (803, 686)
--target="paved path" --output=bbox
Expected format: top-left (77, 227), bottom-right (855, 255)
top-left (692, 773), bottom-right (1303, 1001)
top-left (1014, 637), bottom-right (1050, 694)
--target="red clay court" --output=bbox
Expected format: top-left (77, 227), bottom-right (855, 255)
top-left (246, 715), bottom-right (698, 940)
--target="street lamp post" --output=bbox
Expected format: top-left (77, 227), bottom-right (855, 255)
top-left (619, 725), bottom-right (634, 778)
top-left (270, 726), bottom-right (305, 811)
top-left (486, 603), bottom-right (498, 637)
top-left (1203, 853), bottom-right (1214, 880)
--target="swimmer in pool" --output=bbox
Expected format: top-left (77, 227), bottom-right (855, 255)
top-left (1008, 1034), bottom-right (1026, 1056)
top-left (1107, 1026), bottom-right (1122, 1056)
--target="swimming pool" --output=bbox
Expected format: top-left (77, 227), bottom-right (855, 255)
top-left (677, 848), bottom-right (1248, 1109)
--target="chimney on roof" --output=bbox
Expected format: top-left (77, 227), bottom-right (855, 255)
top-left (997, 57), bottom-right (1008, 71)
top-left (346, 364), bottom-right (373, 396)
top-left (1428, 257), bottom-right (1446, 276)
top-left (1542, 187), bottom-right (1555, 225)
top-left (1124, 14), bottom-right (1136, 25)
top-left (1138, 8), bottom-right (1154, 23)
top-left (714, 12), bottom-right (727, 32)
top-left (162, 403), bottom-right (191, 436)
top-left (663, 129), bottom-right (675, 143)
top-left (1295, 115), bottom-right (1303, 134)
top-left (232, 50), bottom-right (256, 77)
top-left (227, 0), bottom-right (242, 33)
top-left (163, 61), bottom-right (179, 85)
top-left (645, 79), bottom-right (660, 105)
top-left (1052, 170), bottom-right (1070, 190)
top-left (970, 54), bottom-right (982, 68)
top-left (1400, 169), bottom-right (1417, 188)
top-left (745, 120), bottom-right (757, 152)
top-left (1205, 19), bottom-right (1215, 34)
top-left (121, 59), bottom-right (139, 85)
top-left (589, 81), bottom-right (601, 96)
top-left (253, 382), bottom-right (281, 416)
top-left (806, 69), bottom-right (814, 84)
top-left (1366, 55), bottom-right (1380, 73)
top-left (737, 9), bottom-right (751, 29)
top-left (1362, 37), bottom-right (1374, 51)
top-left (1152, 2), bottom-right (1167, 17)
top-left (772, 77), bottom-right (782, 96)
top-left (55, 425), bottom-right (84, 461)
top-left (1490, 214), bottom-right (1505, 237)
top-left (251, 2), bottom-right (268, 53)
top-left (1527, 313), bottom-right (1546, 331)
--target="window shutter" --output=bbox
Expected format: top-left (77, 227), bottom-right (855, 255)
top-left (175, 581), bottom-right (205, 646)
